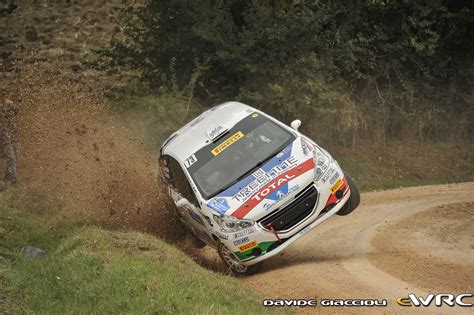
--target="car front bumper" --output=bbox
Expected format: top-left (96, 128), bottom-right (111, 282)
top-left (230, 176), bottom-right (351, 266)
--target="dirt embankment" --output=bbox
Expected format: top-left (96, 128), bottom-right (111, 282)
top-left (4, 67), bottom-right (183, 241)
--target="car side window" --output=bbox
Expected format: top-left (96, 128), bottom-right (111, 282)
top-left (161, 155), bottom-right (198, 205)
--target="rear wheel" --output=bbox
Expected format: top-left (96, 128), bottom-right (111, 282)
top-left (217, 242), bottom-right (262, 276)
top-left (337, 173), bottom-right (360, 216)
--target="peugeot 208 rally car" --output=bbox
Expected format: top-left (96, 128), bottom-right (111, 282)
top-left (159, 102), bottom-right (360, 275)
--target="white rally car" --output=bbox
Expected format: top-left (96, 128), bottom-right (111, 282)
top-left (159, 102), bottom-right (360, 275)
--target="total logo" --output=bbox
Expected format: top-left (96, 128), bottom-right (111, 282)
top-left (252, 174), bottom-right (295, 202)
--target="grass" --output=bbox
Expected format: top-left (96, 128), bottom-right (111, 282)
top-left (0, 196), bottom-right (277, 314)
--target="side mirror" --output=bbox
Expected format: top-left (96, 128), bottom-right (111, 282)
top-left (175, 197), bottom-right (189, 207)
top-left (290, 119), bottom-right (301, 131)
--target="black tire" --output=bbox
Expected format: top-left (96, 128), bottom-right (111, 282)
top-left (337, 173), bottom-right (360, 216)
top-left (217, 242), bottom-right (262, 276)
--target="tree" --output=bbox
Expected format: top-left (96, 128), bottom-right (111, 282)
top-left (98, 0), bottom-right (474, 142)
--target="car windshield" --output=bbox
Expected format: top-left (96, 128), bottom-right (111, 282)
top-left (186, 112), bottom-right (296, 199)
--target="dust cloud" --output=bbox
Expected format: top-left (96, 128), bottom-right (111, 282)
top-left (5, 66), bottom-right (183, 241)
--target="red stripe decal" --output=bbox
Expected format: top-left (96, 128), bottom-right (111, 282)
top-left (231, 158), bottom-right (315, 219)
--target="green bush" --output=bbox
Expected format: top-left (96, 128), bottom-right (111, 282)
top-left (98, 1), bottom-right (474, 145)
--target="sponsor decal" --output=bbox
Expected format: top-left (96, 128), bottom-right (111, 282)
top-left (290, 184), bottom-right (300, 192)
top-left (329, 171), bottom-right (340, 185)
top-left (330, 178), bottom-right (344, 193)
top-left (276, 190), bottom-right (285, 199)
top-left (207, 125), bottom-right (226, 141)
top-left (207, 198), bottom-right (230, 215)
top-left (233, 227), bottom-right (256, 238)
top-left (252, 168), bottom-right (265, 178)
top-left (263, 299), bottom-right (387, 307)
top-left (188, 210), bottom-right (203, 225)
top-left (259, 183), bottom-right (301, 211)
top-left (299, 225), bottom-right (311, 236)
top-left (263, 202), bottom-right (273, 210)
top-left (252, 174), bottom-right (295, 202)
top-left (260, 135), bottom-right (272, 143)
top-left (245, 109), bottom-right (254, 113)
top-left (396, 293), bottom-right (473, 307)
top-left (189, 115), bottom-right (205, 127)
top-left (263, 186), bottom-right (295, 212)
top-left (324, 177), bottom-right (349, 208)
top-left (232, 156), bottom-right (298, 202)
top-left (232, 158), bottom-right (315, 219)
top-left (239, 241), bottom-right (257, 252)
top-left (215, 231), bottom-right (228, 240)
top-left (300, 138), bottom-right (313, 156)
top-left (322, 167), bottom-right (336, 183)
top-left (184, 154), bottom-right (198, 168)
top-left (233, 237), bottom-right (250, 246)
top-left (267, 183), bottom-right (301, 203)
top-left (211, 131), bottom-right (244, 156)
top-left (252, 113), bottom-right (259, 118)
top-left (306, 138), bottom-right (314, 151)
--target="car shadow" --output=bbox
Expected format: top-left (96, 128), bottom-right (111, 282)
top-left (181, 242), bottom-right (363, 276)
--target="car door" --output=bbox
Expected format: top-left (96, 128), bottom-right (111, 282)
top-left (160, 155), bottom-right (210, 240)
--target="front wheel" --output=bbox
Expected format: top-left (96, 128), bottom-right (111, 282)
top-left (337, 173), bottom-right (360, 216)
top-left (217, 242), bottom-right (262, 276)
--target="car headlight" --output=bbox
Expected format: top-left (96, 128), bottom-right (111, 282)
top-left (213, 214), bottom-right (254, 232)
top-left (313, 146), bottom-right (331, 180)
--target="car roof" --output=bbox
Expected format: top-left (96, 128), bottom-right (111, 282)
top-left (161, 101), bottom-right (257, 162)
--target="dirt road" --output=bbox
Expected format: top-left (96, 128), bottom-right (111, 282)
top-left (194, 182), bottom-right (474, 314)
top-left (239, 182), bottom-right (474, 314)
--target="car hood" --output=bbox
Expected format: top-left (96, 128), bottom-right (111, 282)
top-left (205, 137), bottom-right (316, 220)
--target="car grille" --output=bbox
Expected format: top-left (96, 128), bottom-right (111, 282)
top-left (259, 185), bottom-right (318, 232)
